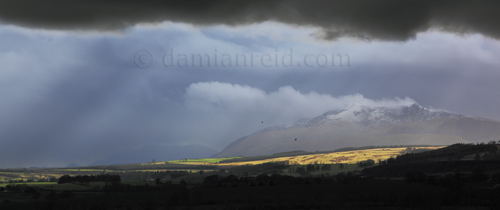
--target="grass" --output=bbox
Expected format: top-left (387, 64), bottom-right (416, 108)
top-left (132, 169), bottom-right (216, 173)
top-left (50, 183), bottom-right (91, 191)
top-left (140, 157), bottom-right (242, 165)
top-left (134, 146), bottom-right (443, 168)
top-left (0, 172), bottom-right (25, 175)
top-left (121, 181), bottom-right (156, 186)
top-left (0, 182), bottom-right (57, 187)
top-left (0, 146), bottom-right (443, 182)
top-left (216, 147), bottom-right (444, 166)
top-left (53, 169), bottom-right (121, 172)
top-left (0, 181), bottom-right (158, 190)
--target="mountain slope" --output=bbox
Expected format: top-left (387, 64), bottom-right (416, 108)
top-left (213, 104), bottom-right (500, 158)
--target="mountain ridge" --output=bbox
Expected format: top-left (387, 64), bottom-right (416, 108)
top-left (213, 103), bottom-right (499, 158)
top-left (260, 103), bottom-right (464, 131)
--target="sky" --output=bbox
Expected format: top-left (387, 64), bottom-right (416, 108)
top-left (0, 0), bottom-right (499, 168)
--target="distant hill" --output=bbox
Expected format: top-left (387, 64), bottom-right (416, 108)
top-left (213, 104), bottom-right (500, 158)
top-left (65, 163), bottom-right (81, 168)
top-left (89, 144), bottom-right (219, 166)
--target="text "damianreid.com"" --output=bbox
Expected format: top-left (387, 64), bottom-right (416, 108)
top-left (134, 49), bottom-right (351, 69)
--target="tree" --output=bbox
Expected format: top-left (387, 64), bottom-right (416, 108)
top-left (306, 164), bottom-right (315, 172)
top-left (155, 178), bottom-right (162, 186)
top-left (357, 159), bottom-right (375, 168)
top-left (192, 191), bottom-right (203, 205)
top-left (474, 153), bottom-right (481, 161)
top-left (203, 175), bottom-right (219, 185)
top-left (58, 175), bottom-right (71, 184)
top-left (405, 171), bottom-right (427, 183)
top-left (49, 177), bottom-right (58, 182)
top-left (32, 192), bottom-right (41, 200)
top-left (168, 192), bottom-right (180, 206)
top-left (296, 167), bottom-right (307, 176)
top-left (45, 191), bottom-right (57, 201)
top-left (321, 164), bottom-right (331, 171)
top-left (59, 190), bottom-right (73, 199)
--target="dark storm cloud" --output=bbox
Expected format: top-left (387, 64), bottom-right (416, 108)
top-left (1, 0), bottom-right (500, 40)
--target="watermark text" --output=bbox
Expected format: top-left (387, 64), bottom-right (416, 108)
top-left (134, 49), bottom-right (351, 69)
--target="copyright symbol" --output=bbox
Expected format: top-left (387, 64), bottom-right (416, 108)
top-left (134, 50), bottom-right (153, 69)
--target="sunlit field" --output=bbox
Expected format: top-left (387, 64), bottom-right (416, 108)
top-left (0, 146), bottom-right (443, 183)
top-left (216, 147), bottom-right (444, 166)
top-left (140, 157), bottom-right (242, 166)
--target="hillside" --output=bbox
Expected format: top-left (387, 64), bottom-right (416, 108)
top-left (213, 104), bottom-right (500, 158)
top-left (216, 146), bottom-right (443, 166)
top-left (362, 143), bottom-right (500, 177)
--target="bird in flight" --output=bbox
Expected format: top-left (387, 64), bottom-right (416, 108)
top-left (294, 138), bottom-right (297, 141)
top-left (261, 121), bottom-right (263, 123)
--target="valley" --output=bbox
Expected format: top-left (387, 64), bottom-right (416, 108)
top-left (1, 143), bottom-right (499, 209)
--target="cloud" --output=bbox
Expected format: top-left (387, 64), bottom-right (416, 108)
top-left (185, 81), bottom-right (415, 112)
top-left (1, 1), bottom-right (500, 41)
top-left (181, 81), bottom-right (415, 147)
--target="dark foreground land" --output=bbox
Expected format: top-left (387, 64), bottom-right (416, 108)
top-left (1, 143), bottom-right (500, 210)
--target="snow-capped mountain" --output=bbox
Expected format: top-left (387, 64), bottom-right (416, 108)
top-left (296, 103), bottom-right (463, 128)
top-left (213, 103), bottom-right (500, 158)
top-left (257, 103), bottom-right (462, 133)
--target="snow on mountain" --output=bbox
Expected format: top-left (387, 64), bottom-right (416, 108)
top-left (322, 103), bottom-right (463, 128)
top-left (257, 103), bottom-right (464, 133)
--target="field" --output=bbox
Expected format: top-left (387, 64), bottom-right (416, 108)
top-left (0, 182), bottom-right (57, 188)
top-left (137, 146), bottom-right (444, 168)
top-left (0, 146), bottom-right (443, 183)
top-left (164, 157), bottom-right (241, 164)
top-left (1, 144), bottom-right (498, 209)
top-left (216, 146), bottom-right (443, 166)
top-left (0, 171), bottom-right (61, 182)
top-left (0, 181), bottom-right (157, 190)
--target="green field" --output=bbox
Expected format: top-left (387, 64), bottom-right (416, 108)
top-left (0, 146), bottom-right (451, 188)
top-left (53, 169), bottom-right (121, 172)
top-left (0, 182), bottom-right (57, 188)
top-left (0, 146), bottom-right (444, 184)
top-left (153, 157), bottom-right (241, 165)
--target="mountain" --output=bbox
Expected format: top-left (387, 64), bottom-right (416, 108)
top-left (213, 103), bottom-right (500, 158)
top-left (89, 144), bottom-right (219, 166)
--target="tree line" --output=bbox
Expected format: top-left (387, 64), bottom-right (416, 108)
top-left (57, 174), bottom-right (121, 184)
